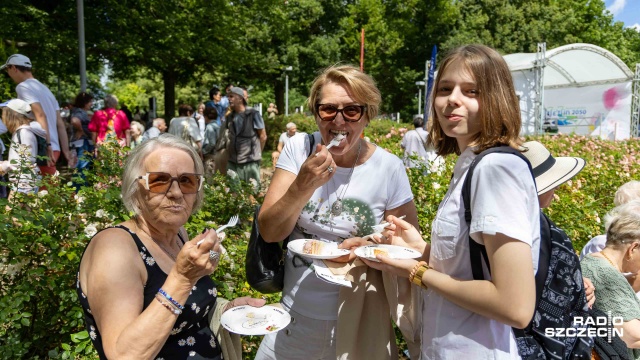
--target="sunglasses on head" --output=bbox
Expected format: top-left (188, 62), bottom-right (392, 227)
top-left (315, 103), bottom-right (367, 122)
top-left (137, 172), bottom-right (203, 194)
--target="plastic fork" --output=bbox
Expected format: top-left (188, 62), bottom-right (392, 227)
top-left (325, 134), bottom-right (345, 150)
top-left (363, 215), bottom-right (407, 241)
top-left (197, 215), bottom-right (239, 245)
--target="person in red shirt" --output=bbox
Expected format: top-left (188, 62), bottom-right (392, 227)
top-left (89, 94), bottom-right (131, 147)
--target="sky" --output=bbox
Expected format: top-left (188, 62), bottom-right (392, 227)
top-left (605, 0), bottom-right (640, 31)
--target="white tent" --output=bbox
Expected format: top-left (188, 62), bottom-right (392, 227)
top-left (504, 43), bottom-right (635, 139)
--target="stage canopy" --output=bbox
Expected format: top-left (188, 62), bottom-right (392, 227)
top-left (504, 43), bottom-right (635, 139)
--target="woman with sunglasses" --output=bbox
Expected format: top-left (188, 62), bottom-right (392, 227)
top-left (581, 200), bottom-right (640, 359)
top-left (76, 134), bottom-right (264, 360)
top-left (255, 65), bottom-right (420, 359)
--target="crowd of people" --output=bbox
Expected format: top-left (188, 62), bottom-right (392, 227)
top-left (2, 45), bottom-right (639, 360)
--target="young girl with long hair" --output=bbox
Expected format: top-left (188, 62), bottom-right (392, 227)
top-left (366, 44), bottom-right (540, 359)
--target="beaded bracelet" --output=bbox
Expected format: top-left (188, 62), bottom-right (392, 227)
top-left (158, 288), bottom-right (185, 310)
top-left (155, 294), bottom-right (182, 315)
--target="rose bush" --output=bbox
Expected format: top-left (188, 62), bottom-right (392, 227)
top-left (1, 120), bottom-right (638, 359)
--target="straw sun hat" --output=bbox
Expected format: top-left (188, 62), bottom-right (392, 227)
top-left (522, 141), bottom-right (586, 195)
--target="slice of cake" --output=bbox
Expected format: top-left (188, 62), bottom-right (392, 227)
top-left (365, 246), bottom-right (389, 258)
top-left (303, 240), bottom-right (326, 255)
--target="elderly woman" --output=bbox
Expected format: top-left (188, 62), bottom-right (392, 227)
top-left (77, 135), bottom-right (264, 359)
top-left (255, 64), bottom-right (420, 359)
top-left (129, 121), bottom-right (146, 148)
top-left (88, 94), bottom-right (131, 147)
top-left (581, 200), bottom-right (640, 359)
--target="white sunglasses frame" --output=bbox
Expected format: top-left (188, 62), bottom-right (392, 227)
top-left (137, 172), bottom-right (203, 193)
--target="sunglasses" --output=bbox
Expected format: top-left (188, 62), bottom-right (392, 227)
top-left (315, 104), bottom-right (367, 122)
top-left (137, 172), bottom-right (203, 194)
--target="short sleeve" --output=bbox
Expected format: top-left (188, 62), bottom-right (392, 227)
top-left (386, 159), bottom-right (414, 210)
top-left (252, 111), bottom-right (265, 130)
top-left (189, 119), bottom-right (202, 141)
top-left (469, 153), bottom-right (538, 245)
top-left (88, 111), bottom-right (102, 132)
top-left (118, 111), bottom-right (130, 130)
top-left (16, 83), bottom-right (38, 105)
top-left (276, 133), bottom-right (309, 176)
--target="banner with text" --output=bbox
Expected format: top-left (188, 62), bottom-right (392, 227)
top-left (544, 81), bottom-right (632, 140)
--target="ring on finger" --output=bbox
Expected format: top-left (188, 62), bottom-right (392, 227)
top-left (209, 250), bottom-right (220, 261)
top-left (327, 166), bottom-right (334, 173)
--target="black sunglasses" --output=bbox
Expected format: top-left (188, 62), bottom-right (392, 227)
top-left (315, 104), bottom-right (367, 122)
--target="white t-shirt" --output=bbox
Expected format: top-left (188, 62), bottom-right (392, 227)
top-left (422, 147), bottom-right (540, 360)
top-left (16, 78), bottom-right (61, 151)
top-left (194, 113), bottom-right (205, 139)
top-left (401, 128), bottom-right (434, 168)
top-left (168, 116), bottom-right (203, 142)
top-left (579, 235), bottom-right (606, 260)
top-left (277, 132), bottom-right (414, 320)
top-left (8, 125), bottom-right (41, 193)
top-left (278, 131), bottom-right (294, 148)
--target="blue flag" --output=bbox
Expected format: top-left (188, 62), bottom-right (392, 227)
top-left (424, 45), bottom-right (437, 127)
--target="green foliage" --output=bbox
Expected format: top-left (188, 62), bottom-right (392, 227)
top-left (3, 0), bottom-right (637, 122)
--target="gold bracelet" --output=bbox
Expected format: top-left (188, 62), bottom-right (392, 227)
top-left (409, 261), bottom-right (430, 289)
top-left (409, 261), bottom-right (427, 283)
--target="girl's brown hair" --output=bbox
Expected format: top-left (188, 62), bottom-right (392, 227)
top-left (2, 107), bottom-right (31, 133)
top-left (428, 44), bottom-right (522, 156)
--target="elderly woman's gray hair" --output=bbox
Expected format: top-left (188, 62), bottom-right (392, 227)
top-left (121, 134), bottom-right (205, 215)
top-left (104, 94), bottom-right (119, 109)
top-left (614, 180), bottom-right (640, 206)
top-left (605, 200), bottom-right (640, 247)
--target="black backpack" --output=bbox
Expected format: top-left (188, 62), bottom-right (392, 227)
top-left (589, 307), bottom-right (631, 360)
top-left (462, 146), bottom-right (593, 359)
top-left (17, 128), bottom-right (48, 166)
top-left (246, 133), bottom-right (316, 293)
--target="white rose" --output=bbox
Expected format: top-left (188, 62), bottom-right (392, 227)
top-left (84, 224), bottom-right (98, 237)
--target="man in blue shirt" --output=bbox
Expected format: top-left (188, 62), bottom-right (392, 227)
top-left (205, 86), bottom-right (229, 126)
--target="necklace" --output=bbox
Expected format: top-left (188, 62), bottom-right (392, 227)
top-left (134, 220), bottom-right (180, 261)
top-left (600, 250), bottom-right (619, 271)
top-left (330, 140), bottom-right (362, 216)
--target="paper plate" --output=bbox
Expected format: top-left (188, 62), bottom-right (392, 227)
top-left (287, 239), bottom-right (350, 260)
top-left (355, 244), bottom-right (421, 262)
top-left (220, 305), bottom-right (291, 336)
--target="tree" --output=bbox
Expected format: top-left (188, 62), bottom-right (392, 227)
top-left (441, 0), bottom-right (639, 67)
top-left (82, 0), bottom-right (229, 118)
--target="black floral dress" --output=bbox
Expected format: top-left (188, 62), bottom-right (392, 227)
top-left (76, 225), bottom-right (222, 360)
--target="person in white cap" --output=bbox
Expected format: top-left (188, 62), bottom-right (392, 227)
top-left (0, 99), bottom-right (46, 194)
top-left (2, 54), bottom-right (75, 175)
top-left (225, 86), bottom-right (266, 186)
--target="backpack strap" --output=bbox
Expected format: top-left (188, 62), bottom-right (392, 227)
top-left (307, 132), bottom-right (316, 157)
top-left (461, 146), bottom-right (535, 281)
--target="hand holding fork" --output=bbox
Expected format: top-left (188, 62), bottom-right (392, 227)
top-left (197, 215), bottom-right (239, 245)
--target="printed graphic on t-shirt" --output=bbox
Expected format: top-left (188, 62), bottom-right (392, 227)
top-left (300, 198), bottom-right (376, 239)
